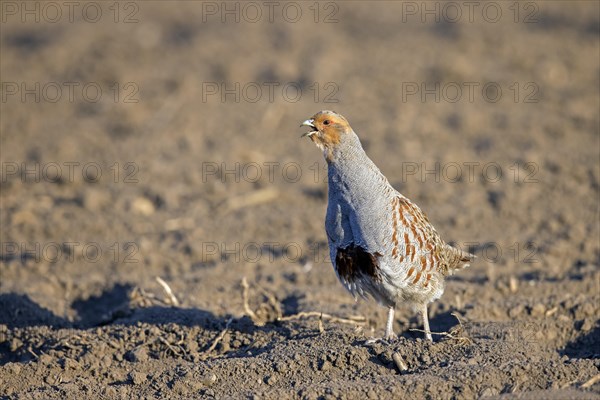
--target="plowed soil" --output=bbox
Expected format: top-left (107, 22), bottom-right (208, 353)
top-left (1, 2), bottom-right (599, 399)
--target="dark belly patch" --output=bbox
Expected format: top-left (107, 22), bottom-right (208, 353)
top-left (335, 245), bottom-right (382, 283)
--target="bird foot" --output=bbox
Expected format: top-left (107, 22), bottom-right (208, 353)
top-left (365, 332), bottom-right (397, 345)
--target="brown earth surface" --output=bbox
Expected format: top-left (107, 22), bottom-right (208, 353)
top-left (1, 1), bottom-right (599, 399)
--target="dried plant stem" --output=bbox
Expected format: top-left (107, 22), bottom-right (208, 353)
top-left (241, 277), bottom-right (258, 320)
top-left (582, 374), bottom-right (600, 389)
top-left (278, 311), bottom-right (367, 326)
top-left (203, 318), bottom-right (233, 355)
top-left (155, 276), bottom-right (180, 306)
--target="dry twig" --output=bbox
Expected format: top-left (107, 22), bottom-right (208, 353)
top-left (155, 276), bottom-right (180, 306)
top-left (278, 311), bottom-right (367, 326)
top-left (158, 336), bottom-right (183, 356)
top-left (392, 352), bottom-right (409, 373)
top-left (410, 312), bottom-right (472, 345)
top-left (582, 374), bottom-right (600, 389)
top-left (242, 277), bottom-right (366, 330)
top-left (202, 317), bottom-right (233, 357)
top-left (241, 277), bottom-right (258, 321)
top-left (129, 286), bottom-right (156, 308)
top-left (241, 277), bottom-right (282, 324)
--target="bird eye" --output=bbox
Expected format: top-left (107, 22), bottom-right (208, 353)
top-left (323, 120), bottom-right (331, 125)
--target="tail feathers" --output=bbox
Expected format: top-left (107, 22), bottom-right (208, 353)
top-left (445, 244), bottom-right (475, 273)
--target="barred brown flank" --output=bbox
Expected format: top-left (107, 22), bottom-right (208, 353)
top-left (413, 225), bottom-right (424, 248)
top-left (391, 197), bottom-right (402, 260)
top-left (397, 200), bottom-right (408, 225)
top-left (413, 271), bottom-right (423, 285)
top-left (410, 224), bottom-right (418, 239)
top-left (413, 270), bottom-right (422, 285)
top-left (424, 273), bottom-right (432, 288)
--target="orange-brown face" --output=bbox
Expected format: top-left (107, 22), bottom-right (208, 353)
top-left (301, 111), bottom-right (351, 150)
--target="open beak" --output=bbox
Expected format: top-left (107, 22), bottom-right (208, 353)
top-left (300, 119), bottom-right (318, 138)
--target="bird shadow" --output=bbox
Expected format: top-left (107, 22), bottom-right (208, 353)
top-left (0, 293), bottom-right (69, 329)
top-left (0, 284), bottom-right (298, 365)
top-left (560, 324), bottom-right (600, 360)
top-left (71, 283), bottom-right (133, 328)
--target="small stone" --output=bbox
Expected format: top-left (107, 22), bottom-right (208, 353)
top-left (509, 276), bottom-right (519, 293)
top-left (579, 302), bottom-right (595, 317)
top-left (0, 324), bottom-right (8, 339)
top-left (273, 361), bottom-right (288, 373)
top-left (319, 360), bottom-right (332, 371)
top-left (219, 333), bottom-right (230, 353)
top-left (100, 355), bottom-right (112, 368)
top-left (104, 386), bottom-right (117, 397)
top-left (131, 197), bottom-right (155, 215)
top-left (186, 340), bottom-right (198, 353)
top-left (332, 355), bottom-right (344, 367)
top-left (420, 354), bottom-right (431, 364)
top-left (9, 338), bottom-right (22, 352)
top-left (83, 188), bottom-right (111, 211)
top-left (530, 303), bottom-right (546, 317)
top-left (581, 317), bottom-right (594, 331)
top-left (265, 375), bottom-right (278, 385)
top-left (63, 358), bottom-right (80, 370)
top-left (12, 210), bottom-right (35, 225)
top-left (481, 387), bottom-right (499, 397)
top-left (111, 370), bottom-right (126, 382)
top-left (148, 326), bottom-right (161, 336)
top-left (38, 354), bottom-right (53, 364)
top-left (129, 371), bottom-right (147, 385)
top-left (7, 363), bottom-right (21, 375)
top-left (125, 347), bottom-right (149, 363)
top-left (509, 304), bottom-right (525, 318)
top-left (201, 373), bottom-right (217, 386)
top-left (545, 329), bottom-right (557, 341)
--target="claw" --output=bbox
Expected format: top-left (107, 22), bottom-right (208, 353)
top-left (365, 333), bottom-right (397, 345)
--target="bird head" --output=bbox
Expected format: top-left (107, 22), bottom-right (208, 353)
top-left (300, 110), bottom-right (353, 158)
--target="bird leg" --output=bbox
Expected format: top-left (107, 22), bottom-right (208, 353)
top-left (384, 306), bottom-right (397, 341)
top-left (422, 304), bottom-right (433, 341)
top-left (367, 306), bottom-right (397, 344)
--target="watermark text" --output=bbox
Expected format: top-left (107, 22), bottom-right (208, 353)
top-left (1, 82), bottom-right (139, 103)
top-left (1, 161), bottom-right (139, 184)
top-left (200, 1), bottom-right (339, 23)
top-left (1, 1), bottom-right (139, 24)
top-left (201, 81), bottom-right (339, 103)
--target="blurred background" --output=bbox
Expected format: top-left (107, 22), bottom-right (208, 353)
top-left (0, 1), bottom-right (598, 397)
